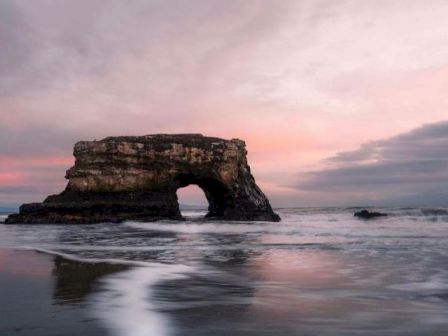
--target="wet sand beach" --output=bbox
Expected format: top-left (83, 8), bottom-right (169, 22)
top-left (0, 248), bottom-right (124, 336)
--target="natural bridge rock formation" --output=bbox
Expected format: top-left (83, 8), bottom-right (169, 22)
top-left (6, 134), bottom-right (280, 224)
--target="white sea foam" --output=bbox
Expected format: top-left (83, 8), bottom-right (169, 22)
top-left (125, 221), bottom-right (290, 234)
top-left (389, 274), bottom-right (448, 292)
top-left (92, 265), bottom-right (189, 336)
top-left (32, 247), bottom-right (179, 268)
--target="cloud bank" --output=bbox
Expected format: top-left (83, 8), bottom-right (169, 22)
top-left (297, 121), bottom-right (448, 206)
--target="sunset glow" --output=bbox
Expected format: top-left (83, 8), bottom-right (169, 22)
top-left (2, 0), bottom-right (448, 206)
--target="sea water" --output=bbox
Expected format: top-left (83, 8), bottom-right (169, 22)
top-left (2, 207), bottom-right (448, 335)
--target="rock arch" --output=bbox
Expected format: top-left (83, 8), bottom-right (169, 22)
top-left (6, 134), bottom-right (280, 224)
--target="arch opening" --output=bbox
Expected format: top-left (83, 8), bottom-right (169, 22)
top-left (176, 185), bottom-right (208, 217)
top-left (174, 174), bottom-right (231, 219)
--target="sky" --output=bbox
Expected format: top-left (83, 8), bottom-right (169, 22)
top-left (2, 0), bottom-right (448, 207)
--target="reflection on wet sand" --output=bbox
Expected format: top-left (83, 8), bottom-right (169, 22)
top-left (151, 233), bottom-right (259, 336)
top-left (246, 247), bottom-right (448, 335)
top-left (0, 248), bottom-right (112, 336)
top-left (52, 256), bottom-right (128, 304)
top-left (0, 248), bottom-right (52, 278)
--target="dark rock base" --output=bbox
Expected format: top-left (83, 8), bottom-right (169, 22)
top-left (5, 202), bottom-right (280, 224)
top-left (354, 209), bottom-right (388, 219)
top-left (5, 190), bottom-right (280, 224)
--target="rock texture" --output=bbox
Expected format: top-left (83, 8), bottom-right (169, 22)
top-left (6, 134), bottom-right (280, 224)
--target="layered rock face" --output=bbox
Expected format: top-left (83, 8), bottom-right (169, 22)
top-left (6, 134), bottom-right (280, 224)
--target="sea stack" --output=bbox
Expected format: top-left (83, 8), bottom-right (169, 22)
top-left (6, 134), bottom-right (280, 224)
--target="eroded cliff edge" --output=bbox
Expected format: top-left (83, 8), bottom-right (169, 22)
top-left (6, 134), bottom-right (280, 223)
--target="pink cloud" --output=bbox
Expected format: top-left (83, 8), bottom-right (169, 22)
top-left (0, 156), bottom-right (74, 168)
top-left (0, 172), bottom-right (23, 186)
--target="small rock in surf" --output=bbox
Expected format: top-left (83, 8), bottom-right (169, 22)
top-left (354, 210), bottom-right (388, 219)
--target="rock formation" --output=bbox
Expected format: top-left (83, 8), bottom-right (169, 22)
top-left (6, 134), bottom-right (280, 224)
top-left (354, 209), bottom-right (388, 219)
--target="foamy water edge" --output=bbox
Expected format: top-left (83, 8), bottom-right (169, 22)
top-left (33, 247), bottom-right (193, 336)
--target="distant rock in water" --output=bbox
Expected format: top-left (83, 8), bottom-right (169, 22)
top-left (6, 134), bottom-right (280, 224)
top-left (354, 210), bottom-right (388, 219)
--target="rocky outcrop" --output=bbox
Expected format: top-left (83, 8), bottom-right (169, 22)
top-left (6, 134), bottom-right (280, 224)
top-left (354, 210), bottom-right (388, 219)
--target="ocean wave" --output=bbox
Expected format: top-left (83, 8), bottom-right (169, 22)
top-left (381, 208), bottom-right (448, 222)
top-left (389, 275), bottom-right (448, 293)
top-left (32, 247), bottom-right (192, 270)
top-left (124, 221), bottom-right (297, 234)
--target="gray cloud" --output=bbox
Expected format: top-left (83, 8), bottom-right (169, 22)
top-left (0, 0), bottom-right (295, 96)
top-left (0, 126), bottom-right (84, 158)
top-left (298, 121), bottom-right (448, 206)
top-left (0, 0), bottom-right (38, 94)
top-left (0, 0), bottom-right (297, 157)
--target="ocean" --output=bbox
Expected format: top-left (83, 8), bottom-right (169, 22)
top-left (1, 207), bottom-right (448, 336)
